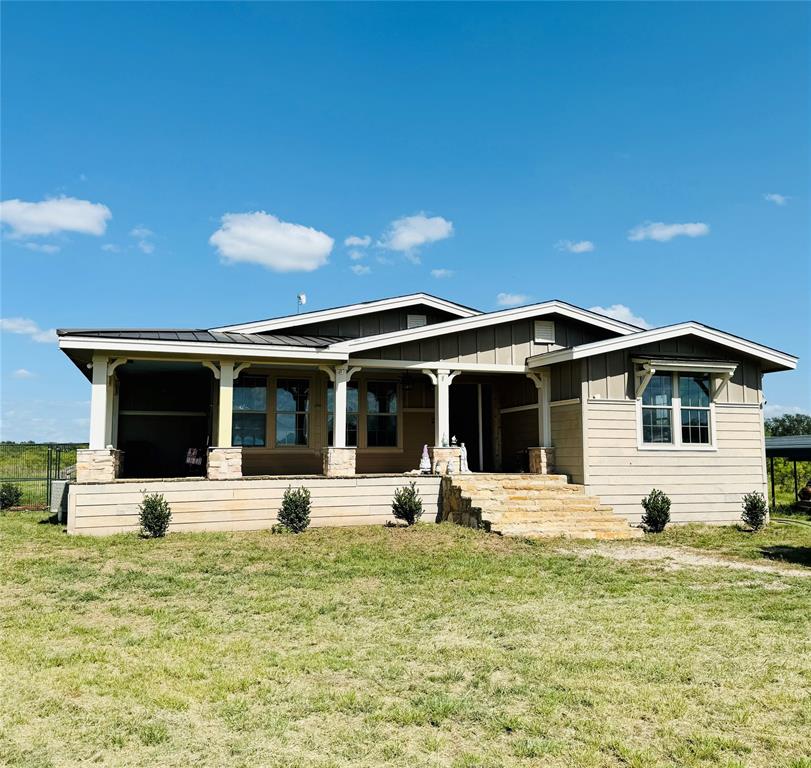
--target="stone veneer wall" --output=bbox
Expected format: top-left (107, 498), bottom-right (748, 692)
top-left (527, 447), bottom-right (555, 474)
top-left (75, 449), bottom-right (123, 484)
top-left (207, 447), bottom-right (243, 480)
top-left (322, 447), bottom-right (357, 477)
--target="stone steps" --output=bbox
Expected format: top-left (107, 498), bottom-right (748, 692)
top-left (440, 473), bottom-right (642, 540)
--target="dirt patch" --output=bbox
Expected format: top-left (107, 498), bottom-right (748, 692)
top-left (570, 544), bottom-right (810, 578)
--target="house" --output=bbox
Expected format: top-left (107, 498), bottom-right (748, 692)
top-left (58, 292), bottom-right (797, 536)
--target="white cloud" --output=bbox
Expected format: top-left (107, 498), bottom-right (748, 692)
top-left (376, 255), bottom-right (395, 265)
top-left (0, 196), bottom-right (111, 237)
top-left (137, 240), bottom-right (155, 254)
top-left (210, 211), bottom-right (333, 272)
top-left (628, 221), bottom-right (709, 242)
top-left (379, 213), bottom-right (454, 259)
top-left (556, 239), bottom-right (594, 254)
top-left (12, 369), bottom-right (35, 379)
top-left (0, 398), bottom-right (91, 442)
top-left (350, 264), bottom-right (371, 276)
top-left (22, 242), bottom-right (60, 254)
top-left (349, 250), bottom-right (365, 261)
top-left (763, 193), bottom-right (789, 206)
top-left (588, 304), bottom-right (651, 329)
top-left (764, 403), bottom-right (809, 419)
top-left (431, 268), bottom-right (454, 279)
top-left (0, 317), bottom-right (58, 343)
top-left (101, 243), bottom-right (120, 253)
top-left (129, 226), bottom-right (153, 238)
top-left (129, 226), bottom-right (155, 254)
top-left (344, 234), bottom-right (371, 247)
top-left (496, 292), bottom-right (529, 307)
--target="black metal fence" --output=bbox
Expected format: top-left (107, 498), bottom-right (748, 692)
top-left (0, 443), bottom-right (87, 508)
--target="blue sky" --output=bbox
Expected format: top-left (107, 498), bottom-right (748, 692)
top-left (1, 2), bottom-right (809, 441)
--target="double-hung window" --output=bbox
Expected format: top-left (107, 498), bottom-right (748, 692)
top-left (641, 373), bottom-right (674, 444)
top-left (232, 376), bottom-right (267, 447)
top-left (276, 379), bottom-right (310, 446)
top-left (326, 381), bottom-right (359, 447)
top-left (366, 381), bottom-right (398, 447)
top-left (680, 374), bottom-right (711, 445)
top-left (639, 369), bottom-right (714, 448)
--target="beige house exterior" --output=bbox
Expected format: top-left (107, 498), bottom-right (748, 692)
top-left (58, 293), bottom-right (797, 535)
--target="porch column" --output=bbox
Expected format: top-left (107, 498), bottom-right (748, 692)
top-left (527, 371), bottom-right (554, 474)
top-left (89, 354), bottom-right (109, 449)
top-left (320, 364), bottom-right (360, 476)
top-left (205, 360), bottom-right (244, 480)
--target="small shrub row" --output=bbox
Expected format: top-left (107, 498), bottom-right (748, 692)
top-left (0, 482), bottom-right (23, 510)
top-left (639, 488), bottom-right (770, 533)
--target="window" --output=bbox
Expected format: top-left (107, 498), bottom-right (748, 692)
top-left (232, 376), bottom-right (267, 447)
top-left (534, 319), bottom-right (556, 344)
top-left (366, 381), bottom-right (398, 447)
top-left (407, 314), bottom-right (427, 329)
top-left (639, 370), bottom-right (714, 447)
top-left (680, 374), bottom-right (711, 444)
top-left (326, 381), bottom-right (359, 446)
top-left (641, 373), bottom-right (673, 444)
top-left (276, 379), bottom-right (309, 446)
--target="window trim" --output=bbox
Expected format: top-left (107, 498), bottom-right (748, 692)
top-left (362, 378), bottom-right (402, 451)
top-left (231, 375), bottom-right (269, 448)
top-left (635, 369), bottom-right (718, 452)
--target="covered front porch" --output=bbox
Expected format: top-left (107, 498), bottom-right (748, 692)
top-left (75, 354), bottom-right (555, 483)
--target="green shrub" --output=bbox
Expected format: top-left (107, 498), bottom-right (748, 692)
top-left (741, 491), bottom-right (768, 531)
top-left (392, 481), bottom-right (423, 526)
top-left (0, 483), bottom-right (23, 510)
top-left (640, 488), bottom-right (671, 533)
top-left (139, 492), bottom-right (172, 538)
top-left (278, 486), bottom-right (311, 533)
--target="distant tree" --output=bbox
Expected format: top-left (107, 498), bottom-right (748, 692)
top-left (765, 413), bottom-right (811, 437)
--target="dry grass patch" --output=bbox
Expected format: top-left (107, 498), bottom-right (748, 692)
top-left (0, 513), bottom-right (809, 767)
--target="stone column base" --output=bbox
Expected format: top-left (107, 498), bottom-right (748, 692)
top-left (207, 447), bottom-right (243, 480)
top-left (528, 447), bottom-right (555, 474)
top-left (322, 447), bottom-right (357, 477)
top-left (76, 449), bottom-right (123, 483)
top-left (430, 446), bottom-right (462, 475)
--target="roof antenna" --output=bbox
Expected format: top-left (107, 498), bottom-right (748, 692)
top-left (296, 293), bottom-right (307, 314)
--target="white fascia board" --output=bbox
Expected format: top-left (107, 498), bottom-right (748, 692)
top-left (347, 357), bottom-right (527, 373)
top-left (527, 322), bottom-right (797, 370)
top-left (211, 293), bottom-right (480, 333)
top-left (330, 301), bottom-right (640, 354)
top-left (631, 357), bottom-right (738, 375)
top-left (58, 336), bottom-right (349, 362)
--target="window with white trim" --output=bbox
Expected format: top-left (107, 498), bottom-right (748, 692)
top-left (640, 371), bottom-right (713, 447)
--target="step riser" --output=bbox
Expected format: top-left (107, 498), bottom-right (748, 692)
top-left (442, 473), bottom-right (641, 540)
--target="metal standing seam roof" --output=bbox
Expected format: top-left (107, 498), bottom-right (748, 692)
top-left (56, 329), bottom-right (348, 348)
top-left (765, 436), bottom-right (811, 460)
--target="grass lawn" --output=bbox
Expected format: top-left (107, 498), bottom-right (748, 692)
top-left (1, 513), bottom-right (809, 768)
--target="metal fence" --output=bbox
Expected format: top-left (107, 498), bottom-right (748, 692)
top-left (0, 443), bottom-right (87, 508)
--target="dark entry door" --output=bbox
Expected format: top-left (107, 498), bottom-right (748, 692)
top-left (449, 382), bottom-right (494, 471)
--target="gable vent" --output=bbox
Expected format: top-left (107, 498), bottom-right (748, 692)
top-left (407, 314), bottom-right (428, 329)
top-left (534, 320), bottom-right (556, 344)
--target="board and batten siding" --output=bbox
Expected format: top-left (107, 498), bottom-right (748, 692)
top-left (364, 315), bottom-right (616, 365)
top-left (585, 400), bottom-right (767, 523)
top-left (271, 307), bottom-right (459, 339)
top-left (67, 476), bottom-right (442, 536)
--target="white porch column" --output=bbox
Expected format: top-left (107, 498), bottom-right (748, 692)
top-left (89, 355), bottom-right (109, 449)
top-left (423, 368), bottom-right (461, 446)
top-left (319, 364), bottom-right (360, 447)
top-left (527, 371), bottom-right (552, 446)
top-left (217, 361), bottom-right (235, 447)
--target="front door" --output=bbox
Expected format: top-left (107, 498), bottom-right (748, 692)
top-left (449, 381), bottom-right (494, 471)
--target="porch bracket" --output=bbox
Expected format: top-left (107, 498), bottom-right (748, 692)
top-left (712, 371), bottom-right (732, 400)
top-left (234, 362), bottom-right (251, 379)
top-left (634, 365), bottom-right (656, 399)
top-left (107, 358), bottom-right (129, 381)
top-left (202, 360), bottom-right (221, 379)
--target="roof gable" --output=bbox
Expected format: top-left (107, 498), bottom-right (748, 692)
top-left (211, 293), bottom-right (479, 334)
top-left (330, 300), bottom-right (642, 354)
top-left (527, 322), bottom-right (797, 372)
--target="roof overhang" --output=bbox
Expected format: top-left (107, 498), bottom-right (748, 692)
top-left (330, 300), bottom-right (641, 355)
top-left (58, 335), bottom-right (349, 362)
top-left (211, 293), bottom-right (480, 334)
top-left (631, 357), bottom-right (739, 375)
top-left (527, 322), bottom-right (797, 372)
